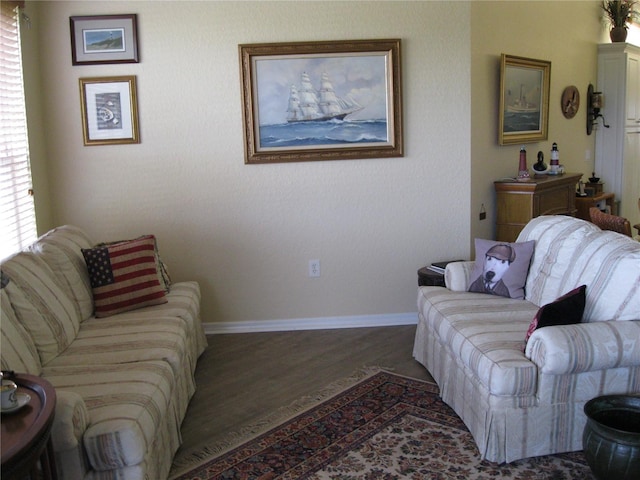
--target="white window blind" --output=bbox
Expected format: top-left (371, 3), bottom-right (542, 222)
top-left (1, 1), bottom-right (36, 261)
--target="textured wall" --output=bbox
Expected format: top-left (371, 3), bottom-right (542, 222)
top-left (25, 1), bottom-right (627, 326)
top-left (26, 1), bottom-right (471, 325)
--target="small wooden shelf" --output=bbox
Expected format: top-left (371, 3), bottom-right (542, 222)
top-left (575, 192), bottom-right (617, 221)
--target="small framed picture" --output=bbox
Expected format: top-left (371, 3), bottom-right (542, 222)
top-left (499, 54), bottom-right (551, 145)
top-left (79, 76), bottom-right (140, 146)
top-left (70, 14), bottom-right (139, 65)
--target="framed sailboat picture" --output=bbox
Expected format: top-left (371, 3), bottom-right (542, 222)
top-left (239, 39), bottom-right (403, 164)
top-left (499, 54), bottom-right (551, 145)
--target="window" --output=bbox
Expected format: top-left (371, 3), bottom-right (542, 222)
top-left (1, 1), bottom-right (36, 260)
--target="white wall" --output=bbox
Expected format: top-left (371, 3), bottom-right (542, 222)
top-left (26, 1), bottom-right (471, 326)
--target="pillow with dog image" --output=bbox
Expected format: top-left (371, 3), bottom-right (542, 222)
top-left (467, 238), bottom-right (535, 300)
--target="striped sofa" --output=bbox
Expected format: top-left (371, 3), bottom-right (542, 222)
top-left (413, 215), bottom-right (640, 463)
top-left (0, 225), bottom-right (207, 480)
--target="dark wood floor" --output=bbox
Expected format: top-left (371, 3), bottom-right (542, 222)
top-left (171, 325), bottom-right (433, 470)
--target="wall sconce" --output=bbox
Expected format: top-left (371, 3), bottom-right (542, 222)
top-left (586, 83), bottom-right (609, 135)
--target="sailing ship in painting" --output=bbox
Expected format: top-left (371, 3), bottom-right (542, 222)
top-left (258, 70), bottom-right (387, 149)
top-left (506, 84), bottom-right (539, 113)
top-left (504, 83), bottom-right (541, 132)
top-left (286, 72), bottom-right (363, 123)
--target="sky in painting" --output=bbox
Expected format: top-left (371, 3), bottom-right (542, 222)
top-left (504, 66), bottom-right (543, 109)
top-left (255, 54), bottom-right (389, 125)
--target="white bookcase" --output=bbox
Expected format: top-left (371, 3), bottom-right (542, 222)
top-left (594, 43), bottom-right (640, 228)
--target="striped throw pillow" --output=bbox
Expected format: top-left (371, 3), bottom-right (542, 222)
top-left (1, 252), bottom-right (80, 364)
top-left (1, 288), bottom-right (42, 374)
top-left (30, 225), bottom-right (95, 321)
top-left (82, 235), bottom-right (167, 318)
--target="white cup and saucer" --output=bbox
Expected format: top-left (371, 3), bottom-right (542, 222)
top-left (1, 378), bottom-right (31, 414)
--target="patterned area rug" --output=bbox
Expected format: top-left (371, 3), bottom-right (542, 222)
top-left (170, 370), bottom-right (594, 479)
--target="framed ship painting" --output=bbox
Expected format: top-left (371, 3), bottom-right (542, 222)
top-left (499, 54), bottom-right (550, 145)
top-left (239, 39), bottom-right (403, 164)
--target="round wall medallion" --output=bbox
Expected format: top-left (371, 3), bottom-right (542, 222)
top-left (561, 86), bottom-right (580, 119)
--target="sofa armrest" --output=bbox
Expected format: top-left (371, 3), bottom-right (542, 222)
top-left (444, 261), bottom-right (475, 291)
top-left (51, 390), bottom-right (91, 478)
top-left (51, 390), bottom-right (89, 451)
top-left (525, 321), bottom-right (640, 375)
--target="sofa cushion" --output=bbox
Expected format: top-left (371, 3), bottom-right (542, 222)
top-left (30, 225), bottom-right (94, 321)
top-left (1, 252), bottom-right (80, 365)
top-left (523, 285), bottom-right (586, 347)
top-left (81, 235), bottom-right (167, 318)
top-left (46, 315), bottom-right (191, 375)
top-left (518, 215), bottom-right (640, 320)
top-left (418, 288), bottom-right (539, 396)
top-left (468, 238), bottom-right (535, 299)
top-left (113, 280), bottom-right (207, 358)
top-left (113, 281), bottom-right (201, 328)
top-left (0, 288), bottom-right (42, 375)
top-left (42, 361), bottom-right (175, 471)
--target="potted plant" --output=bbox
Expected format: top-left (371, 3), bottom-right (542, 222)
top-left (602, 0), bottom-right (639, 42)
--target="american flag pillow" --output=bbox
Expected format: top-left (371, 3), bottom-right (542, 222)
top-left (82, 235), bottom-right (167, 318)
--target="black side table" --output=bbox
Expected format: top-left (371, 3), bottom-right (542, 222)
top-left (418, 267), bottom-right (445, 287)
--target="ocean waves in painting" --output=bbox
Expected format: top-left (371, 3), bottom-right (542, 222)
top-left (503, 112), bottom-right (540, 133)
top-left (259, 119), bottom-right (388, 148)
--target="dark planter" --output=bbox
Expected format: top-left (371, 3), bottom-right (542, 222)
top-left (583, 395), bottom-right (640, 480)
top-left (610, 26), bottom-right (628, 42)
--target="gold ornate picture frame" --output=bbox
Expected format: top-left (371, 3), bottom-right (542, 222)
top-left (79, 76), bottom-right (140, 146)
top-left (239, 39), bottom-right (403, 164)
top-left (499, 54), bottom-right (551, 145)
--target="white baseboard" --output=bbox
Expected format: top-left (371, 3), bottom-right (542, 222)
top-left (203, 312), bottom-right (418, 335)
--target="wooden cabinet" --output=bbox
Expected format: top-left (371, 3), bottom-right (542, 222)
top-left (494, 173), bottom-right (582, 242)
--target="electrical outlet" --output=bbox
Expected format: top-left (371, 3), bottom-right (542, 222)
top-left (309, 259), bottom-right (320, 277)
